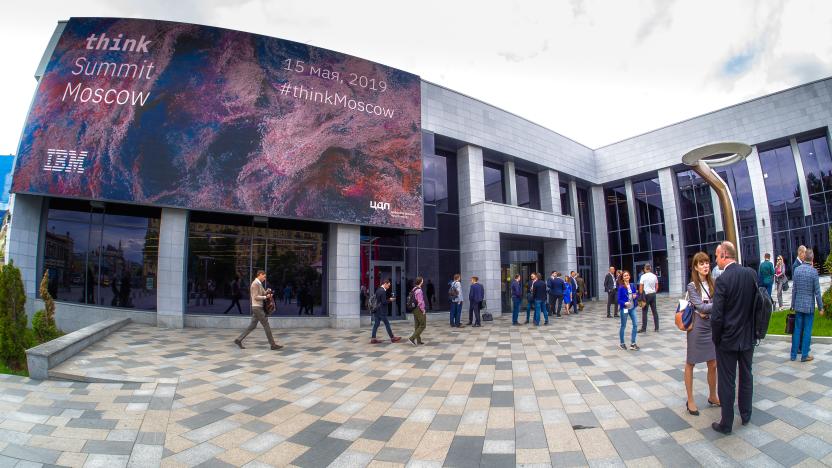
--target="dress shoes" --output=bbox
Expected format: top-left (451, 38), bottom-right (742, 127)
top-left (711, 422), bottom-right (731, 435)
top-left (271, 344), bottom-right (283, 350)
top-left (234, 340), bottom-right (245, 349)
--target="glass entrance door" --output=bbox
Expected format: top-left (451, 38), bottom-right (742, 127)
top-left (501, 261), bottom-right (537, 313)
top-left (371, 261), bottom-right (406, 320)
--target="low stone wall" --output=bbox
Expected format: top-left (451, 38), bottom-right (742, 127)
top-left (25, 318), bottom-right (131, 380)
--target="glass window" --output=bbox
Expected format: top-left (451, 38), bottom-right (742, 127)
top-left (516, 170), bottom-right (540, 210)
top-left (483, 162), bottom-right (505, 204)
top-left (187, 213), bottom-right (326, 316)
top-left (43, 199), bottom-right (160, 310)
top-left (560, 183), bottom-right (571, 215)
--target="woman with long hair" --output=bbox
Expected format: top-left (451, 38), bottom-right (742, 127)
top-left (617, 271), bottom-right (639, 350)
top-left (774, 255), bottom-right (787, 309)
top-left (684, 252), bottom-right (720, 415)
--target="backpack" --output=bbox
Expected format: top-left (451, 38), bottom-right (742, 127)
top-left (407, 287), bottom-right (420, 311)
top-left (753, 285), bottom-right (774, 343)
top-left (367, 290), bottom-right (378, 311)
top-left (448, 282), bottom-right (459, 299)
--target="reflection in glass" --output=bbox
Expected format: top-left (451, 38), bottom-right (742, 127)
top-left (186, 217), bottom-right (326, 316)
top-left (43, 200), bottom-right (160, 310)
top-left (483, 163), bottom-right (505, 203)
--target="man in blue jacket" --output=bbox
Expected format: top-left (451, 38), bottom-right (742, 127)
top-left (547, 271), bottom-right (565, 318)
top-left (791, 249), bottom-right (825, 362)
top-left (468, 276), bottom-right (485, 327)
top-left (510, 274), bottom-right (523, 325)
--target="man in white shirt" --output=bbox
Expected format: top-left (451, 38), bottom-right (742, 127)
top-left (638, 264), bottom-right (660, 333)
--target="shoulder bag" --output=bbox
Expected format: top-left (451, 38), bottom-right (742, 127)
top-left (675, 291), bottom-right (694, 331)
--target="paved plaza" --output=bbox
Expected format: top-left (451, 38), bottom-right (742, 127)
top-left (1, 298), bottom-right (832, 467)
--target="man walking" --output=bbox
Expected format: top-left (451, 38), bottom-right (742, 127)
top-left (758, 253), bottom-right (775, 298)
top-left (638, 264), bottom-right (660, 333)
top-left (711, 242), bottom-right (758, 434)
top-left (510, 274), bottom-right (523, 325)
top-left (791, 249), bottom-right (825, 362)
top-left (223, 275), bottom-right (243, 314)
top-left (371, 279), bottom-right (402, 344)
top-left (605, 266), bottom-right (617, 318)
top-left (568, 271), bottom-right (580, 314)
top-left (468, 276), bottom-right (485, 327)
top-left (235, 271), bottom-right (282, 350)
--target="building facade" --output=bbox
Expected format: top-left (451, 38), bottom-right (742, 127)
top-left (5, 19), bottom-right (832, 332)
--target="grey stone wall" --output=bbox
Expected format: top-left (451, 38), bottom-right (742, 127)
top-left (5, 194), bottom-right (43, 315)
top-left (327, 224), bottom-right (361, 329)
top-left (157, 208), bottom-right (188, 329)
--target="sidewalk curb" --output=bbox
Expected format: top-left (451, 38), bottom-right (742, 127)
top-left (765, 334), bottom-right (832, 344)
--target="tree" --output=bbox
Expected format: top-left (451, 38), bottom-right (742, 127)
top-left (33, 270), bottom-right (61, 343)
top-left (0, 261), bottom-right (28, 370)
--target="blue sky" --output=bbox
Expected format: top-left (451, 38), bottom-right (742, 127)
top-left (1, 0), bottom-right (830, 151)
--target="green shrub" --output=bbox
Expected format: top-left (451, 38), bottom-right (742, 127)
top-left (32, 310), bottom-right (61, 344)
top-left (824, 286), bottom-right (832, 320)
top-left (0, 261), bottom-right (28, 371)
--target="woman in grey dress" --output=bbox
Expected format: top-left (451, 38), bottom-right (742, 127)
top-left (684, 251), bottom-right (721, 415)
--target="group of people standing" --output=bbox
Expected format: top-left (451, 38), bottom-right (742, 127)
top-left (507, 271), bottom-right (585, 325)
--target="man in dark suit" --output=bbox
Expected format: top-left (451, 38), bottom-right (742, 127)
top-left (604, 266), bottom-right (617, 318)
top-left (547, 272), bottom-right (565, 318)
top-left (710, 242), bottom-right (758, 434)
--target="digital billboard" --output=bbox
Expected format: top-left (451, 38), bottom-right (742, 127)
top-left (12, 18), bottom-right (422, 229)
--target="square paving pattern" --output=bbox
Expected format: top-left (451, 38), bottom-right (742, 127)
top-left (1, 297), bottom-right (832, 467)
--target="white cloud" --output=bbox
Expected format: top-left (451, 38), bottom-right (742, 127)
top-left (0, 0), bottom-right (830, 155)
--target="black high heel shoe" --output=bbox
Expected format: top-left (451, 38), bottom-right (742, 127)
top-left (686, 402), bottom-right (700, 416)
top-left (707, 398), bottom-right (721, 407)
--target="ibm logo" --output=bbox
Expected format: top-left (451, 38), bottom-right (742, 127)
top-left (43, 149), bottom-right (87, 174)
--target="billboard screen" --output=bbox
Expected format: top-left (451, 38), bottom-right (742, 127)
top-left (12, 18), bottom-right (422, 229)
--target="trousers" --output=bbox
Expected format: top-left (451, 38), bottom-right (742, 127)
top-left (716, 347), bottom-right (754, 427)
top-left (237, 307), bottom-right (276, 346)
top-left (410, 309), bottom-right (426, 343)
top-left (641, 293), bottom-right (658, 330)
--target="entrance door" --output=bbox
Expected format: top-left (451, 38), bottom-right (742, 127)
top-left (502, 261), bottom-right (537, 313)
top-left (371, 261), bottom-right (406, 320)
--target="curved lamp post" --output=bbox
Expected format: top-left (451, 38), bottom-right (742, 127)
top-left (681, 142), bottom-right (752, 264)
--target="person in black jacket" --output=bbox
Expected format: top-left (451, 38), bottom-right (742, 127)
top-left (532, 272), bottom-right (549, 325)
top-left (710, 242), bottom-right (758, 435)
top-left (604, 266), bottom-right (617, 318)
top-left (371, 279), bottom-right (401, 344)
top-left (547, 272), bottom-right (565, 318)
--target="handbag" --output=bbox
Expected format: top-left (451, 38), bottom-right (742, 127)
top-left (480, 299), bottom-right (487, 310)
top-left (637, 299), bottom-right (646, 309)
top-left (783, 280), bottom-right (790, 292)
top-left (785, 313), bottom-right (796, 334)
top-left (675, 292), bottom-right (694, 331)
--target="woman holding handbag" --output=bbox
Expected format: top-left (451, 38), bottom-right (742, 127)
top-left (684, 252), bottom-right (720, 416)
top-left (774, 255), bottom-right (787, 309)
top-left (617, 271), bottom-right (639, 350)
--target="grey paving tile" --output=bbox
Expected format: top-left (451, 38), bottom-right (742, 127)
top-left (84, 454), bottom-right (130, 468)
top-left (480, 454), bottom-right (515, 467)
top-left (194, 458), bottom-right (236, 468)
top-left (178, 409), bottom-right (233, 430)
top-left (646, 408), bottom-right (691, 433)
top-left (289, 437), bottom-right (351, 468)
top-left (243, 400), bottom-right (288, 418)
top-left (82, 440), bottom-right (134, 456)
top-left (1, 443), bottom-right (60, 464)
top-left (66, 418), bottom-right (118, 430)
top-left (790, 433), bottom-right (832, 459)
top-left (760, 439), bottom-right (808, 466)
top-left (374, 447), bottom-right (412, 463)
top-left (606, 428), bottom-right (651, 460)
top-left (444, 436), bottom-right (483, 468)
top-left (766, 405), bottom-right (815, 429)
top-left (551, 451), bottom-right (588, 467)
top-left (287, 420), bottom-right (339, 447)
top-left (171, 442), bottom-right (224, 467)
top-left (490, 391), bottom-right (513, 407)
top-left (127, 444), bottom-right (163, 468)
top-left (516, 421), bottom-right (548, 449)
top-left (429, 414), bottom-right (460, 431)
top-left (240, 433), bottom-right (284, 454)
top-left (136, 431), bottom-right (166, 446)
top-left (362, 416), bottom-right (405, 442)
